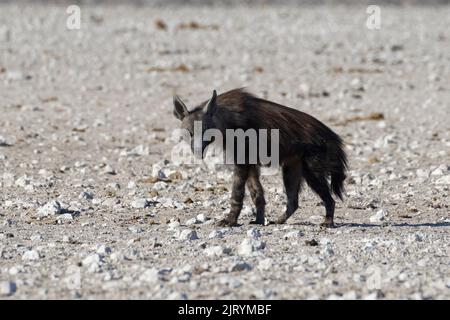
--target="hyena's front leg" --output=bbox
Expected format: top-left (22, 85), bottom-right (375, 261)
top-left (217, 165), bottom-right (249, 227)
top-left (247, 166), bottom-right (266, 225)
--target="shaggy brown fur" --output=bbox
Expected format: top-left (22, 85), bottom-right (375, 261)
top-left (173, 88), bottom-right (348, 227)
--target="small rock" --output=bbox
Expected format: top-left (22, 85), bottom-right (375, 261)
top-left (246, 228), bottom-right (261, 239)
top-left (258, 258), bottom-right (274, 271)
top-left (30, 234), bottom-right (42, 242)
top-left (130, 198), bottom-right (149, 209)
top-left (204, 246), bottom-right (231, 257)
top-left (79, 191), bottom-right (94, 200)
top-left (8, 266), bottom-right (24, 276)
top-left (178, 229), bottom-right (199, 241)
top-left (196, 213), bottom-right (208, 223)
top-left (140, 268), bottom-right (160, 283)
top-left (106, 182), bottom-right (121, 191)
top-left (92, 198), bottom-right (102, 205)
top-left (283, 230), bottom-right (304, 240)
top-left (62, 235), bottom-right (74, 243)
top-left (185, 217), bottom-right (198, 226)
top-left (152, 181), bottom-right (168, 191)
top-left (103, 165), bottom-right (116, 175)
top-left (152, 162), bottom-right (167, 179)
top-left (305, 239), bottom-right (319, 246)
top-left (167, 292), bottom-right (188, 300)
top-left (82, 254), bottom-right (103, 273)
top-left (102, 198), bottom-right (119, 207)
top-left (416, 169), bottom-right (430, 178)
top-left (238, 238), bottom-right (265, 256)
top-left (208, 229), bottom-right (225, 239)
top-left (22, 250), bottom-right (40, 261)
top-left (168, 220), bottom-right (180, 230)
top-left (126, 145), bottom-right (149, 157)
top-left (431, 165), bottom-right (444, 176)
top-left (37, 201), bottom-right (62, 217)
top-left (15, 175), bottom-right (32, 188)
top-left (231, 261), bottom-right (253, 272)
top-left (57, 213), bottom-right (74, 222)
top-left (96, 245), bottom-right (112, 255)
top-left (369, 209), bottom-right (387, 223)
top-left (0, 281), bottom-right (16, 296)
top-left (435, 175), bottom-right (450, 185)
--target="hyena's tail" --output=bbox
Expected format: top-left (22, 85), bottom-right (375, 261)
top-left (302, 137), bottom-right (348, 200)
top-left (327, 139), bottom-right (348, 200)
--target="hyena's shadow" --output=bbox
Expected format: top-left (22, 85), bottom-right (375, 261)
top-left (325, 222), bottom-right (450, 229)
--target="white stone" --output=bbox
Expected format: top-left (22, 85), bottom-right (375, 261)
top-left (152, 162), bottom-right (165, 178)
top-left (82, 254), bottom-right (103, 273)
top-left (103, 165), bottom-right (116, 175)
top-left (79, 191), bottom-right (94, 200)
top-left (185, 217), bottom-right (198, 226)
top-left (140, 268), bottom-right (160, 283)
top-left (208, 230), bottom-right (224, 239)
top-left (238, 238), bottom-right (265, 256)
top-left (369, 209), bottom-right (387, 223)
top-left (30, 234), bottom-right (42, 242)
top-left (22, 250), bottom-right (40, 261)
top-left (416, 169), bottom-right (430, 178)
top-left (0, 281), bottom-right (16, 296)
top-left (106, 182), bottom-right (121, 191)
top-left (130, 198), bottom-right (148, 209)
top-left (283, 230), bottom-right (304, 240)
top-left (431, 164), bottom-right (447, 176)
top-left (205, 246), bottom-right (231, 257)
top-left (246, 228), bottom-right (261, 239)
top-left (102, 198), bottom-right (118, 207)
top-left (435, 175), bottom-right (450, 185)
top-left (126, 145), bottom-right (149, 157)
top-left (57, 213), bottom-right (74, 221)
top-left (178, 229), bottom-right (198, 241)
top-left (196, 214), bottom-right (207, 223)
top-left (37, 201), bottom-right (62, 217)
top-left (92, 198), bottom-right (102, 205)
top-left (258, 258), bottom-right (274, 271)
top-left (152, 181), bottom-right (168, 191)
top-left (96, 245), bottom-right (112, 255)
top-left (15, 175), bottom-right (32, 188)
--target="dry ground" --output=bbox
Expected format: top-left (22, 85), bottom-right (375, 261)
top-left (0, 4), bottom-right (449, 299)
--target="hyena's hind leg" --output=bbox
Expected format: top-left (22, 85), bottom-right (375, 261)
top-left (276, 159), bottom-right (303, 224)
top-left (303, 164), bottom-right (336, 228)
top-left (246, 165), bottom-right (266, 225)
top-left (217, 165), bottom-right (249, 227)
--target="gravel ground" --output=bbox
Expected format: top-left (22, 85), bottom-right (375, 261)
top-left (0, 3), bottom-right (449, 299)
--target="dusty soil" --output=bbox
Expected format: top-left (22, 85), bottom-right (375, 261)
top-left (0, 3), bottom-right (449, 299)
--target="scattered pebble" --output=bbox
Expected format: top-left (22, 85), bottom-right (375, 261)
top-left (37, 201), bottom-right (62, 217)
top-left (370, 209), bottom-right (388, 223)
top-left (0, 281), bottom-right (16, 297)
top-left (178, 229), bottom-right (199, 241)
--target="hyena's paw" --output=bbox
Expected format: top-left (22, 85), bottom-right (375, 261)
top-left (216, 218), bottom-right (238, 227)
top-left (320, 218), bottom-right (335, 228)
top-left (273, 215), bottom-right (288, 224)
top-left (249, 219), bottom-right (265, 225)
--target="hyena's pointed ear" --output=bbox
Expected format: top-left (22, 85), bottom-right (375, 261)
top-left (173, 95), bottom-right (189, 120)
top-left (206, 90), bottom-right (217, 116)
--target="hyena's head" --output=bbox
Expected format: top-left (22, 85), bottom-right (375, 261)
top-left (173, 90), bottom-right (218, 158)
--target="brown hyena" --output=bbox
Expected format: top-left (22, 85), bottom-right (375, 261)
top-left (173, 88), bottom-right (348, 228)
